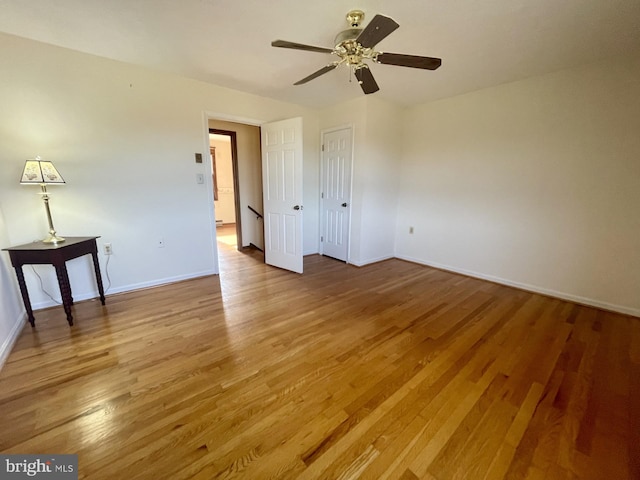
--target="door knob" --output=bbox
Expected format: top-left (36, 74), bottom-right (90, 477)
top-left (293, 205), bottom-right (303, 210)
top-left (341, 202), bottom-right (348, 207)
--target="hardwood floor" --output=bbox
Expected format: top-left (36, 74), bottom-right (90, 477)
top-left (216, 224), bottom-right (238, 248)
top-left (0, 242), bottom-right (637, 479)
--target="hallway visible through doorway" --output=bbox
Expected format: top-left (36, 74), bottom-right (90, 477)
top-left (216, 223), bottom-right (237, 248)
top-left (216, 223), bottom-right (264, 274)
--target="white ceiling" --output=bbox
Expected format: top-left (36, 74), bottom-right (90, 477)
top-left (1, 0), bottom-right (639, 108)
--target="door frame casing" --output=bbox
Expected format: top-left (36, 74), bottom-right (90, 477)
top-left (319, 124), bottom-right (355, 264)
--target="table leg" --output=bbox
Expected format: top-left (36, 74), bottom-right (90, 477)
top-left (14, 266), bottom-right (35, 327)
top-left (91, 250), bottom-right (106, 305)
top-left (55, 264), bottom-right (74, 326)
top-left (60, 266), bottom-right (74, 305)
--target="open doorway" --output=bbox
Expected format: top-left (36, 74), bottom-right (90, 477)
top-left (207, 119), bottom-right (264, 271)
top-left (209, 129), bottom-right (241, 249)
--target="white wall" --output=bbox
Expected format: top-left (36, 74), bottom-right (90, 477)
top-left (396, 55), bottom-right (640, 316)
top-left (0, 204), bottom-right (25, 368)
top-left (0, 32), bottom-right (319, 323)
top-left (359, 97), bottom-right (403, 264)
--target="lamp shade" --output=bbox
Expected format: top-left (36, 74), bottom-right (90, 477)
top-left (20, 158), bottom-right (65, 185)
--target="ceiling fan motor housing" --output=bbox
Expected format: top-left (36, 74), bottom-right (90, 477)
top-left (334, 28), bottom-right (363, 47)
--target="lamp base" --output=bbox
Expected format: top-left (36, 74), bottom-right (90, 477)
top-left (43, 233), bottom-right (65, 244)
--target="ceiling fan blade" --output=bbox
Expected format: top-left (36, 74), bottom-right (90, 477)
top-left (376, 52), bottom-right (442, 70)
top-left (271, 40), bottom-right (334, 54)
top-left (356, 14), bottom-right (400, 48)
top-left (354, 67), bottom-right (379, 94)
top-left (294, 64), bottom-right (338, 85)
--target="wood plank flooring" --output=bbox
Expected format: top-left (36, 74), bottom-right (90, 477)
top-left (0, 241), bottom-right (637, 479)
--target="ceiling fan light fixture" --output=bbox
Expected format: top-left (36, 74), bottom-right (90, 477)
top-left (271, 11), bottom-right (442, 95)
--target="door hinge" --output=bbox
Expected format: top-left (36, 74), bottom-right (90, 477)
top-left (321, 192), bottom-right (324, 199)
top-left (322, 144), bottom-right (325, 151)
top-left (321, 236), bottom-right (324, 242)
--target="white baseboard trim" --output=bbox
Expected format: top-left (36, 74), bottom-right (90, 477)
top-left (349, 254), bottom-right (395, 268)
top-left (31, 269), bottom-right (217, 310)
top-left (396, 254), bottom-right (640, 318)
top-left (24, 256), bottom-right (639, 318)
top-left (0, 310), bottom-right (26, 371)
top-left (103, 269), bottom-right (217, 296)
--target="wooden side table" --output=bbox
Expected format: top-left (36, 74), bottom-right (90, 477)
top-left (2, 236), bottom-right (106, 326)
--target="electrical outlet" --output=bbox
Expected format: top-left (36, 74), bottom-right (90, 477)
top-left (196, 173), bottom-right (204, 184)
top-left (104, 243), bottom-right (113, 255)
top-left (157, 238), bottom-right (165, 248)
top-left (409, 226), bottom-right (414, 234)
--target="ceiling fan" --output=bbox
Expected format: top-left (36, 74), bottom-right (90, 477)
top-left (271, 10), bottom-right (442, 94)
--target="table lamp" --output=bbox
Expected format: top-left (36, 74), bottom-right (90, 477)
top-left (20, 156), bottom-right (66, 244)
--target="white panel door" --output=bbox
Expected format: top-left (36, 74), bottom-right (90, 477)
top-left (261, 117), bottom-right (304, 273)
top-left (321, 127), bottom-right (352, 262)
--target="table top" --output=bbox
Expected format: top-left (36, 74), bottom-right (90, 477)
top-left (2, 236), bottom-right (100, 252)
